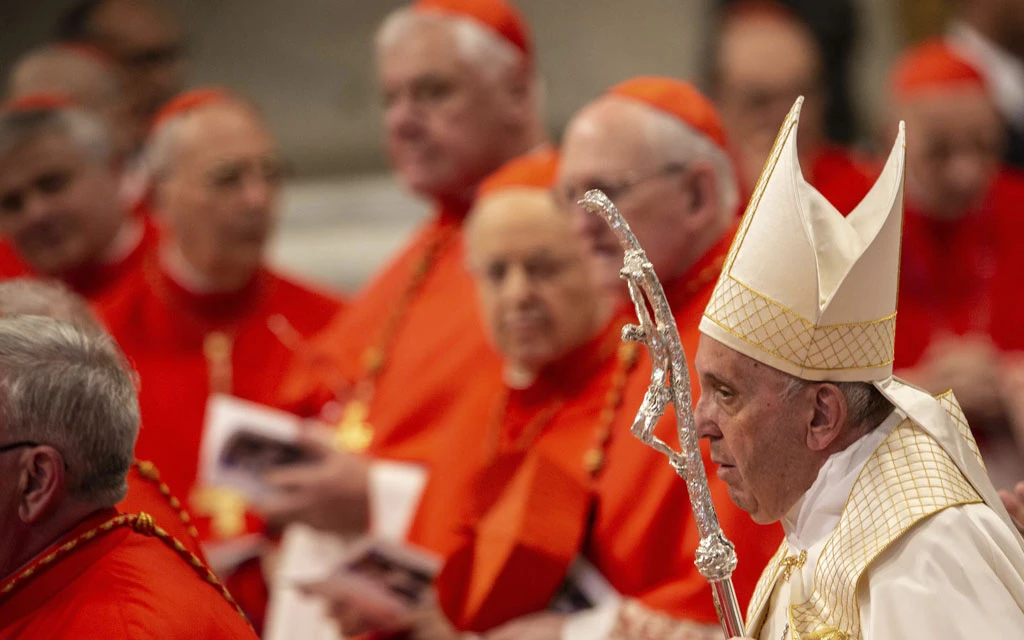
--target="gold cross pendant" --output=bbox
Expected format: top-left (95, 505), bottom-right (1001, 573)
top-left (779, 549), bottom-right (807, 583)
top-left (333, 400), bottom-right (374, 453)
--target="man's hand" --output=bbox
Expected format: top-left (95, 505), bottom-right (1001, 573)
top-left (483, 612), bottom-right (566, 640)
top-left (299, 575), bottom-right (409, 637)
top-left (402, 591), bottom-right (463, 640)
top-left (906, 334), bottom-right (1006, 425)
top-left (254, 427), bottom-right (371, 535)
top-left (999, 481), bottom-right (1024, 536)
top-left (299, 583), bottom-right (461, 640)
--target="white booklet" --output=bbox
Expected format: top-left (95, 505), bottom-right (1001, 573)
top-left (265, 527), bottom-right (440, 640)
top-left (199, 394), bottom-right (312, 501)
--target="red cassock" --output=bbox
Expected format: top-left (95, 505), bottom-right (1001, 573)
top-left (415, 232), bottom-right (782, 632)
top-left (0, 509), bottom-right (257, 639)
top-left (120, 459), bottom-right (204, 559)
top-left (0, 214), bottom-right (160, 304)
top-left (97, 257), bottom-right (344, 629)
top-left (894, 169), bottom-right (1024, 368)
top-left (278, 204), bottom-right (498, 463)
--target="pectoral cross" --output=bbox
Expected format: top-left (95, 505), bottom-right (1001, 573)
top-left (191, 485), bottom-right (248, 539)
top-left (334, 400), bottom-right (374, 452)
top-left (203, 331), bottom-right (234, 394)
top-left (779, 549), bottom-right (807, 582)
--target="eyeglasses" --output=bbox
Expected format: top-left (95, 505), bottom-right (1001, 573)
top-left (0, 440), bottom-right (69, 470)
top-left (0, 441), bottom-right (41, 454)
top-left (556, 163), bottom-right (688, 210)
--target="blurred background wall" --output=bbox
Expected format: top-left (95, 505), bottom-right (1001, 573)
top-left (0, 0), bottom-right (919, 291)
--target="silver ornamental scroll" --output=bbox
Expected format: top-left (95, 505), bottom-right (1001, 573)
top-left (579, 189), bottom-right (744, 638)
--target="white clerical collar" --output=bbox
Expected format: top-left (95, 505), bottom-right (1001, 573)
top-left (159, 242), bottom-right (219, 293)
top-left (948, 23), bottom-right (1024, 127)
top-left (782, 410), bottom-right (904, 549)
top-left (99, 218), bottom-right (144, 265)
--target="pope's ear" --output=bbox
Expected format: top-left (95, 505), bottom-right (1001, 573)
top-left (806, 383), bottom-right (847, 452)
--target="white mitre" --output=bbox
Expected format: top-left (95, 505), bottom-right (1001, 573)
top-left (700, 97), bottom-right (1024, 544)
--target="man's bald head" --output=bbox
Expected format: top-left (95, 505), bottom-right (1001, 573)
top-left (59, 0), bottom-right (185, 125)
top-left (710, 3), bottom-right (825, 186)
top-left (8, 46), bottom-right (135, 159)
top-left (558, 94), bottom-right (736, 292)
top-left (149, 95), bottom-right (282, 291)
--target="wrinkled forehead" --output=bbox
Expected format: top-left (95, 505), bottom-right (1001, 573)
top-left (560, 98), bottom-right (665, 178)
top-left (695, 333), bottom-right (790, 387)
top-left (169, 104), bottom-right (274, 165)
top-left (91, 0), bottom-right (183, 49)
top-left (898, 87), bottom-right (1000, 135)
top-left (716, 16), bottom-right (820, 86)
top-left (0, 129), bottom-right (86, 174)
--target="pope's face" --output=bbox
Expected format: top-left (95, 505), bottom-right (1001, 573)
top-left (557, 98), bottom-right (694, 294)
top-left (694, 334), bottom-right (815, 524)
top-left (378, 21), bottom-right (517, 201)
top-left (468, 189), bottom-right (607, 374)
top-left (156, 104), bottom-right (281, 287)
top-left (0, 131), bottom-right (124, 276)
top-left (901, 88), bottom-right (1004, 219)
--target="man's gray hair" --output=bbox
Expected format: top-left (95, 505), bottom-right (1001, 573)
top-left (0, 315), bottom-right (138, 506)
top-left (0, 278), bottom-right (103, 334)
top-left (642, 107), bottom-right (740, 216)
top-left (0, 106), bottom-right (112, 165)
top-left (782, 375), bottom-right (894, 432)
top-left (376, 8), bottom-right (523, 82)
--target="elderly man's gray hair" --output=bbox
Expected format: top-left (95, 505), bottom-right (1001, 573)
top-left (0, 315), bottom-right (138, 506)
top-left (0, 106), bottom-right (112, 165)
top-left (783, 375), bottom-right (894, 432)
top-left (0, 278), bottom-right (102, 333)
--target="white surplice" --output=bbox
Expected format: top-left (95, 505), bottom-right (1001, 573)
top-left (760, 411), bottom-right (1024, 639)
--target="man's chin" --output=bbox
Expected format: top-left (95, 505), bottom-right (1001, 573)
top-left (725, 485), bottom-right (766, 522)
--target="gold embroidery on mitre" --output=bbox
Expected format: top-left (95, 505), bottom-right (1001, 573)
top-left (786, 416), bottom-right (983, 639)
top-left (703, 276), bottom-right (896, 373)
top-left (704, 98), bottom-right (903, 379)
top-left (724, 99), bottom-right (802, 273)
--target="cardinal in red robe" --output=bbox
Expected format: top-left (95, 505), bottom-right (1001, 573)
top-left (276, 0), bottom-right (546, 469)
top-left (99, 88), bottom-right (345, 630)
top-left (0, 94), bottom-right (159, 303)
top-left (401, 79), bottom-right (780, 638)
top-left (888, 40), bottom-right (1024, 489)
top-left (0, 509), bottom-right (257, 639)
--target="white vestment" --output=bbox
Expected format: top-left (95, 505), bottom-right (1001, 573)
top-left (759, 411), bottom-right (1024, 639)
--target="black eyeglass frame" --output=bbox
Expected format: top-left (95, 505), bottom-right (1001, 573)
top-left (0, 440), bottom-right (42, 454)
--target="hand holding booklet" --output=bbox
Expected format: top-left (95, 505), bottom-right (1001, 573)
top-left (298, 536), bottom-right (441, 626)
top-left (200, 394), bottom-right (317, 501)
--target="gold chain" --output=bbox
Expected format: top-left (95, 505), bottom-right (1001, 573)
top-left (0, 512), bottom-right (251, 628)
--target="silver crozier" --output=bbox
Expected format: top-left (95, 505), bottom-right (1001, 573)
top-left (579, 189), bottom-right (744, 638)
